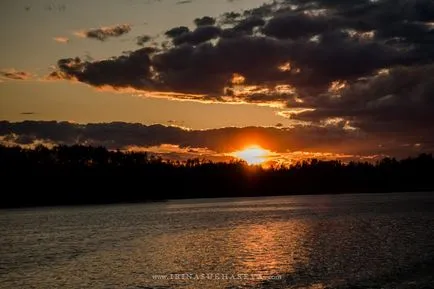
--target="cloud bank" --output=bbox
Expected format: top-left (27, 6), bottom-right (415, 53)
top-left (0, 121), bottom-right (430, 160)
top-left (46, 0), bottom-right (434, 155)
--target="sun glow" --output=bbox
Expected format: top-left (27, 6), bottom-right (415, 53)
top-left (232, 145), bottom-right (272, 165)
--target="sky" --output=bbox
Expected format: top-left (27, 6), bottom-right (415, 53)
top-left (1, 0), bottom-right (434, 163)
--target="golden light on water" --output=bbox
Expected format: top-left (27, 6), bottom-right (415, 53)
top-left (232, 145), bottom-right (272, 165)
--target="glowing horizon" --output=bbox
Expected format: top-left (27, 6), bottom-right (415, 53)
top-left (232, 145), bottom-right (272, 165)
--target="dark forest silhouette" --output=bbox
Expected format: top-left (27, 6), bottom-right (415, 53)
top-left (1, 144), bottom-right (433, 208)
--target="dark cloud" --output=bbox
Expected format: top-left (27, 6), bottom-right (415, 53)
top-left (222, 16), bottom-right (266, 37)
top-left (262, 12), bottom-right (333, 40)
top-left (20, 112), bottom-right (36, 115)
top-left (136, 35), bottom-right (151, 46)
top-left (194, 16), bottom-right (216, 27)
top-left (172, 26), bottom-right (221, 46)
top-left (0, 70), bottom-right (32, 80)
top-left (80, 24), bottom-right (131, 41)
top-left (220, 11), bottom-right (241, 24)
top-left (49, 0), bottom-right (434, 151)
top-left (150, 36), bottom-right (289, 94)
top-left (0, 120), bottom-right (369, 155)
top-left (54, 0), bottom-right (432, 96)
top-left (0, 121), bottom-right (431, 158)
top-left (293, 64), bottom-right (434, 140)
top-left (243, 2), bottom-right (275, 18)
top-left (165, 26), bottom-right (190, 38)
top-left (49, 48), bottom-right (154, 89)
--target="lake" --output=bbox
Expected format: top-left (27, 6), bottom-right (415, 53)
top-left (1, 193), bottom-right (433, 289)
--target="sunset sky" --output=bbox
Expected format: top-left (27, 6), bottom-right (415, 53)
top-left (1, 0), bottom-right (434, 163)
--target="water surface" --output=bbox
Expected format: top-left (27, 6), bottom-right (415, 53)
top-left (1, 193), bottom-right (433, 288)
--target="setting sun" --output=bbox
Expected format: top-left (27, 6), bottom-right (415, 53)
top-left (232, 145), bottom-right (271, 165)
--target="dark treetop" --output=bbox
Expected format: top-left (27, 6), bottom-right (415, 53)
top-left (1, 145), bottom-right (433, 208)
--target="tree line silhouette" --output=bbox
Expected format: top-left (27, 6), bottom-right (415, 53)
top-left (1, 144), bottom-right (433, 208)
